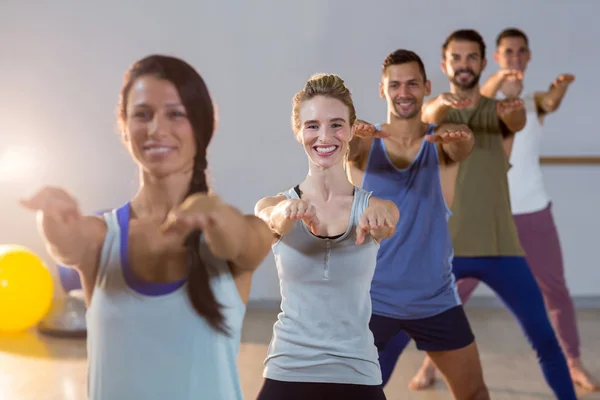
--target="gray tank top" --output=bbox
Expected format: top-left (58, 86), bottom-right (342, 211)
top-left (86, 208), bottom-right (246, 400)
top-left (264, 186), bottom-right (382, 385)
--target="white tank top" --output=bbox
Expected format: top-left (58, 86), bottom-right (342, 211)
top-left (503, 90), bottom-right (550, 214)
top-left (86, 207), bottom-right (246, 400)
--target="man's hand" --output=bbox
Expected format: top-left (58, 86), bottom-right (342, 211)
top-left (438, 93), bottom-right (473, 109)
top-left (427, 124), bottom-right (474, 163)
top-left (481, 68), bottom-right (523, 98)
top-left (496, 98), bottom-right (525, 117)
top-left (541, 74), bottom-right (576, 110)
top-left (425, 126), bottom-right (473, 144)
top-left (353, 119), bottom-right (391, 139)
top-left (552, 73), bottom-right (575, 88)
top-left (498, 69), bottom-right (524, 98)
top-left (496, 69), bottom-right (523, 81)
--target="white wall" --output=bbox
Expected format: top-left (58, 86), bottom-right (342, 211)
top-left (0, 0), bottom-right (598, 301)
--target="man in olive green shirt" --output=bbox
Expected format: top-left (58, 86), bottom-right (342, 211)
top-left (380, 29), bottom-right (576, 399)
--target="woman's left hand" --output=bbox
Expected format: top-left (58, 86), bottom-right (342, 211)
top-left (355, 200), bottom-right (398, 245)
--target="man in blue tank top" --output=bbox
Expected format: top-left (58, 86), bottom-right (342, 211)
top-left (346, 49), bottom-right (491, 400)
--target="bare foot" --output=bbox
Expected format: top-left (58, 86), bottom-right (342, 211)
top-left (570, 364), bottom-right (600, 391)
top-left (408, 363), bottom-right (437, 390)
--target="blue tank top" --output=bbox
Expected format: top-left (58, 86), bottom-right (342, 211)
top-left (362, 124), bottom-right (460, 319)
top-left (86, 204), bottom-right (246, 400)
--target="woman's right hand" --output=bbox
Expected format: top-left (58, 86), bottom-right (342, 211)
top-left (20, 186), bottom-right (85, 255)
top-left (276, 198), bottom-right (319, 234)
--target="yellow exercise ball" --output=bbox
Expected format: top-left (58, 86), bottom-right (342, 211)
top-left (0, 245), bottom-right (54, 333)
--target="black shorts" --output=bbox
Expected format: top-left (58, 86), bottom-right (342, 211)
top-left (256, 378), bottom-right (387, 400)
top-left (369, 305), bottom-right (475, 352)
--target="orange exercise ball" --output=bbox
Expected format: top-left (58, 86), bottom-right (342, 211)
top-left (0, 245), bottom-right (54, 333)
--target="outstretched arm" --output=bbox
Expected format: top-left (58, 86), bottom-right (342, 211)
top-left (425, 123), bottom-right (474, 163)
top-left (162, 193), bottom-right (273, 273)
top-left (345, 119), bottom-right (391, 181)
top-left (535, 73), bottom-right (575, 116)
top-left (494, 99), bottom-right (526, 158)
top-left (348, 135), bottom-right (368, 168)
top-left (348, 119), bottom-right (390, 165)
top-left (356, 197), bottom-right (399, 245)
top-left (228, 212), bottom-right (274, 272)
top-left (422, 96), bottom-right (452, 124)
top-left (20, 187), bottom-right (106, 276)
top-left (255, 195), bottom-right (320, 238)
top-left (497, 98), bottom-right (526, 134)
top-left (255, 195), bottom-right (295, 237)
top-left (422, 93), bottom-right (473, 124)
top-left (480, 69), bottom-right (523, 98)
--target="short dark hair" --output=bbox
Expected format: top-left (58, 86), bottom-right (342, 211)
top-left (382, 49), bottom-right (427, 81)
top-left (496, 28), bottom-right (529, 47)
top-left (442, 29), bottom-right (486, 59)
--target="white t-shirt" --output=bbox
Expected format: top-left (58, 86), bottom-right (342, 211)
top-left (502, 89), bottom-right (551, 214)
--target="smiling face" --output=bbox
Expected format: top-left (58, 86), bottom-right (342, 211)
top-left (380, 61), bottom-right (431, 120)
top-left (122, 75), bottom-right (196, 179)
top-left (495, 36), bottom-right (531, 73)
top-left (296, 95), bottom-right (353, 169)
top-left (442, 39), bottom-right (487, 90)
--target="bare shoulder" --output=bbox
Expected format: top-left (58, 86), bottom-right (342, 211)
top-left (75, 215), bottom-right (108, 285)
top-left (82, 215), bottom-right (108, 247)
top-left (254, 194), bottom-right (288, 216)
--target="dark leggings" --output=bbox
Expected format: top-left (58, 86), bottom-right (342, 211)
top-left (256, 378), bottom-right (387, 400)
top-left (379, 257), bottom-right (577, 400)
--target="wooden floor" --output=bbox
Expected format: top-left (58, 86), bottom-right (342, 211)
top-left (1, 307), bottom-right (599, 399)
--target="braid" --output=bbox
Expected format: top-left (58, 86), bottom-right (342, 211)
top-left (118, 55), bottom-right (227, 333)
top-left (185, 150), bottom-right (228, 335)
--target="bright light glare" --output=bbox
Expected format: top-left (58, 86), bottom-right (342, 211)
top-left (0, 146), bottom-right (38, 182)
top-left (60, 374), bottom-right (81, 400)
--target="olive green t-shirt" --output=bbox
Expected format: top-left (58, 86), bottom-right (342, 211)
top-left (444, 96), bottom-right (524, 257)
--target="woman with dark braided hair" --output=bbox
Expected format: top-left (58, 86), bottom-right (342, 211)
top-left (21, 55), bottom-right (273, 400)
